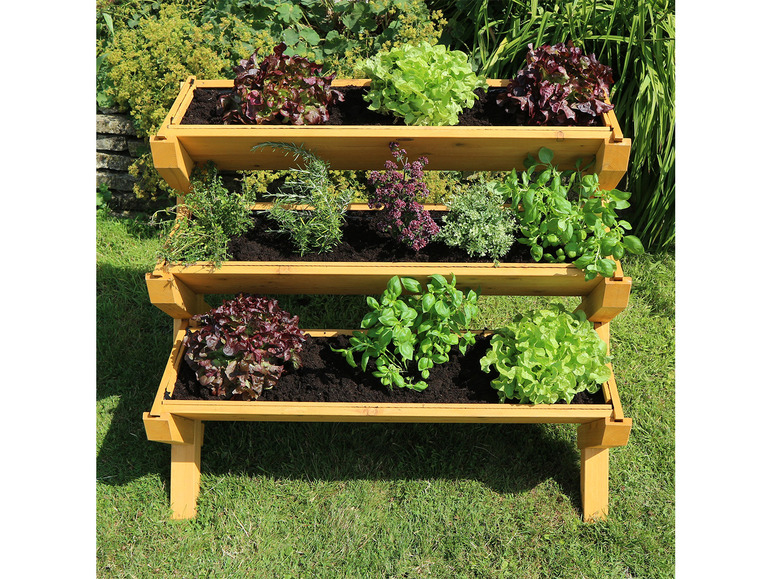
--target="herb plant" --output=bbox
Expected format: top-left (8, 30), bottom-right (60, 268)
top-left (333, 275), bottom-right (479, 392)
top-left (183, 294), bottom-right (307, 401)
top-left (497, 42), bottom-right (614, 126)
top-left (504, 148), bottom-right (644, 280)
top-left (219, 42), bottom-right (344, 125)
top-left (155, 163), bottom-right (255, 266)
top-left (361, 41), bottom-right (487, 126)
top-left (253, 142), bottom-right (353, 256)
top-left (367, 142), bottom-right (440, 252)
top-left (437, 179), bottom-right (517, 261)
top-left (480, 304), bottom-right (611, 404)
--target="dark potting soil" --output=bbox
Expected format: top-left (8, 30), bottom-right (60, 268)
top-left (181, 85), bottom-right (519, 126)
top-left (169, 334), bottom-right (606, 405)
top-left (230, 210), bottom-right (534, 263)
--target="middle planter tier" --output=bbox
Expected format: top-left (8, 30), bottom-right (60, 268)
top-left (146, 204), bottom-right (632, 323)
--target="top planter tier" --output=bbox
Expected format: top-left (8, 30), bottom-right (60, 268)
top-left (151, 77), bottom-right (631, 193)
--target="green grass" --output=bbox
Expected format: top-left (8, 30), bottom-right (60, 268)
top-left (96, 211), bottom-right (674, 578)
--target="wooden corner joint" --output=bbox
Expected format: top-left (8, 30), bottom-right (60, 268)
top-left (577, 417), bottom-right (632, 450)
top-left (576, 276), bottom-right (632, 323)
top-left (145, 271), bottom-right (209, 319)
top-left (143, 412), bottom-right (198, 445)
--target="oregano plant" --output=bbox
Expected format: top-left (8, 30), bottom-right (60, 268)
top-left (504, 147), bottom-right (644, 280)
top-left (367, 142), bottom-right (440, 252)
top-left (480, 304), bottom-right (611, 404)
top-left (332, 274), bottom-right (479, 392)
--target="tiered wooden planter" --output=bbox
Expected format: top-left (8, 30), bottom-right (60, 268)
top-left (150, 77), bottom-right (631, 193)
top-left (143, 79), bottom-right (634, 522)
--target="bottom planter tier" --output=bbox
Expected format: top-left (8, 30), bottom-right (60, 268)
top-left (143, 324), bottom-right (632, 521)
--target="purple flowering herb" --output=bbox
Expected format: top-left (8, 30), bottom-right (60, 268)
top-left (367, 142), bottom-right (439, 252)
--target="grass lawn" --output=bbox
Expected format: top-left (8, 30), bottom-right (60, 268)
top-left (96, 209), bottom-right (674, 578)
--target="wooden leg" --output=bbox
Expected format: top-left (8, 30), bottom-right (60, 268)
top-left (170, 420), bottom-right (205, 520)
top-left (580, 447), bottom-right (610, 522)
top-left (577, 417), bottom-right (632, 522)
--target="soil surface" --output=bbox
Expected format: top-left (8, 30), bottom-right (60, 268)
top-left (170, 334), bottom-right (606, 405)
top-left (182, 85), bottom-right (523, 126)
top-left (230, 210), bottom-right (535, 263)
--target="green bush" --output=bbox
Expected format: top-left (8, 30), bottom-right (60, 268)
top-left (254, 143), bottom-right (354, 256)
top-left (104, 3), bottom-right (231, 136)
top-left (437, 179), bottom-right (516, 260)
top-left (155, 164), bottom-right (255, 266)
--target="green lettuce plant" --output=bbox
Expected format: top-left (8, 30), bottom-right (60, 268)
top-left (480, 304), bottom-right (611, 404)
top-left (437, 179), bottom-right (517, 260)
top-left (361, 41), bottom-right (487, 125)
top-left (504, 147), bottom-right (644, 280)
top-left (333, 275), bottom-right (479, 392)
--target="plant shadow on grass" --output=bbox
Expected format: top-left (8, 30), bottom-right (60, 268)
top-left (97, 264), bottom-right (584, 514)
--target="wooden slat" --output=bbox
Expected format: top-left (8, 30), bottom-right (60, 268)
top-left (162, 261), bottom-right (601, 296)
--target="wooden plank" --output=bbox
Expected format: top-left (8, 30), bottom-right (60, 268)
top-left (145, 271), bottom-right (210, 318)
top-left (580, 447), bottom-right (609, 522)
top-left (577, 417), bottom-right (632, 449)
top-left (164, 261), bottom-right (601, 296)
top-left (148, 322), bottom-right (189, 417)
top-left (156, 76), bottom-right (195, 136)
top-left (575, 275), bottom-right (632, 322)
top-left (169, 420), bottom-right (204, 520)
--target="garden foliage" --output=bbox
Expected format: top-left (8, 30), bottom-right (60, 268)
top-left (155, 164), bottom-right (255, 266)
top-left (253, 142), bottom-right (354, 256)
top-left (437, 179), bottom-right (517, 260)
top-left (334, 275), bottom-right (478, 392)
top-left (497, 42), bottom-right (614, 126)
top-left (504, 148), bottom-right (643, 280)
top-left (220, 43), bottom-right (344, 125)
top-left (184, 294), bottom-right (307, 401)
top-left (367, 143), bottom-right (440, 252)
top-left (361, 41), bottom-right (486, 125)
top-left (480, 304), bottom-right (611, 404)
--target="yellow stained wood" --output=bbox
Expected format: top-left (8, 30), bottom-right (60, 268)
top-left (595, 138), bottom-right (632, 191)
top-left (580, 447), bottom-right (610, 522)
top-left (152, 77), bottom-right (627, 187)
top-left (149, 135), bottom-right (195, 193)
top-left (145, 271), bottom-right (210, 319)
top-left (169, 420), bottom-right (204, 520)
top-left (157, 261), bottom-right (602, 297)
top-left (575, 275), bottom-right (632, 322)
top-left (577, 417), bottom-right (632, 449)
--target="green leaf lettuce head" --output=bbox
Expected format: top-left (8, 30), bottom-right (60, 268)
top-left (361, 41), bottom-right (487, 126)
top-left (480, 304), bottom-right (611, 404)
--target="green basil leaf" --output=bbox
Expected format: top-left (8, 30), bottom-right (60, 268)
top-left (538, 147), bottom-right (554, 165)
top-left (623, 235), bottom-right (644, 254)
top-left (401, 277), bottom-right (422, 294)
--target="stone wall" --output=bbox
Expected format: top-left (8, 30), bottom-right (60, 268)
top-left (96, 108), bottom-right (145, 212)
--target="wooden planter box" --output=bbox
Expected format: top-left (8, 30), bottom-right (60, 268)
top-left (144, 323), bottom-right (631, 521)
top-left (150, 77), bottom-right (631, 193)
top-left (146, 203), bottom-right (633, 325)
